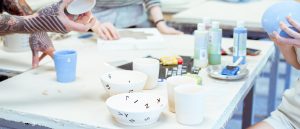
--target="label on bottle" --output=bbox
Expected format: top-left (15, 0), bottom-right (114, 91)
top-left (233, 33), bottom-right (246, 56)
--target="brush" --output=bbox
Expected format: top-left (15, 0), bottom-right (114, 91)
top-left (221, 57), bottom-right (243, 76)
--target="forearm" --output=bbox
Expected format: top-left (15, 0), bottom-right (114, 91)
top-left (0, 14), bottom-right (67, 35)
top-left (149, 6), bottom-right (164, 23)
top-left (277, 44), bottom-right (300, 69)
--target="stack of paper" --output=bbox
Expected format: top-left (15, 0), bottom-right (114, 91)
top-left (97, 28), bottom-right (165, 51)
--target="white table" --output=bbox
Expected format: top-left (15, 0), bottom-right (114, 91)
top-left (0, 34), bottom-right (274, 129)
top-left (171, 0), bottom-right (287, 115)
top-left (171, 0), bottom-right (281, 32)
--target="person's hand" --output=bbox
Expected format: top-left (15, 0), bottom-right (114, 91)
top-left (270, 16), bottom-right (300, 48)
top-left (29, 32), bottom-right (55, 68)
top-left (156, 21), bottom-right (183, 35)
top-left (92, 21), bottom-right (120, 40)
top-left (37, 0), bottom-right (96, 32)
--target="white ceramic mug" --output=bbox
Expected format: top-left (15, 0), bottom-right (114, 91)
top-left (3, 34), bottom-right (30, 52)
top-left (174, 84), bottom-right (204, 125)
top-left (166, 76), bottom-right (197, 113)
top-left (133, 58), bottom-right (159, 90)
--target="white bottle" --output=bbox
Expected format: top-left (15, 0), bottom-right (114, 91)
top-left (194, 23), bottom-right (209, 68)
top-left (208, 21), bottom-right (222, 65)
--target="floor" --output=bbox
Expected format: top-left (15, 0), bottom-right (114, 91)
top-left (225, 59), bottom-right (299, 129)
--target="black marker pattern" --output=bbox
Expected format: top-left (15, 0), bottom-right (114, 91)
top-left (134, 100), bottom-right (139, 103)
top-left (125, 113), bottom-right (128, 118)
top-left (145, 104), bottom-right (149, 109)
top-left (118, 112), bottom-right (123, 116)
top-left (106, 84), bottom-right (110, 90)
top-left (129, 119), bottom-right (135, 123)
top-left (128, 90), bottom-right (133, 93)
top-left (157, 98), bottom-right (161, 103)
top-left (144, 117), bottom-right (150, 121)
top-left (126, 96), bottom-right (129, 100)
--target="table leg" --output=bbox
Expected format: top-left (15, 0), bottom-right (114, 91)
top-left (242, 86), bottom-right (255, 129)
top-left (268, 47), bottom-right (279, 115)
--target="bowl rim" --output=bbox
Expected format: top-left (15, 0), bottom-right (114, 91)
top-left (106, 93), bottom-right (167, 113)
top-left (101, 70), bottom-right (148, 85)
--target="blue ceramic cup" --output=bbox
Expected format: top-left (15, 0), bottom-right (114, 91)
top-left (54, 50), bottom-right (77, 83)
top-left (262, 1), bottom-right (300, 38)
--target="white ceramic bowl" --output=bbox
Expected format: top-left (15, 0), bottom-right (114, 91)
top-left (67, 0), bottom-right (96, 15)
top-left (3, 34), bottom-right (30, 52)
top-left (100, 70), bottom-right (147, 96)
top-left (106, 93), bottom-right (167, 126)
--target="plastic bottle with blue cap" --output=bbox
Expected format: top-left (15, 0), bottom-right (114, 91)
top-left (233, 21), bottom-right (247, 65)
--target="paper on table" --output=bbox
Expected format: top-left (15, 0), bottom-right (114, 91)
top-left (97, 28), bottom-right (165, 50)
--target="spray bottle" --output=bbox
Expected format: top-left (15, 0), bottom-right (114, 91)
top-left (208, 21), bottom-right (222, 65)
top-left (233, 21), bottom-right (247, 64)
top-left (194, 23), bottom-right (209, 68)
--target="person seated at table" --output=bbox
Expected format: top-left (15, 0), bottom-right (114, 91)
top-left (0, 0), bottom-right (95, 68)
top-left (91, 0), bottom-right (183, 40)
top-left (247, 16), bottom-right (300, 129)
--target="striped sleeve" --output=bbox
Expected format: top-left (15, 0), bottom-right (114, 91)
top-left (24, 16), bottom-right (68, 34)
top-left (143, 0), bottom-right (161, 10)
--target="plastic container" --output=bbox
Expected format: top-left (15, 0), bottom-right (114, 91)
top-left (233, 21), bottom-right (247, 64)
top-left (54, 50), bottom-right (77, 83)
top-left (208, 22), bottom-right (222, 65)
top-left (194, 23), bottom-right (209, 68)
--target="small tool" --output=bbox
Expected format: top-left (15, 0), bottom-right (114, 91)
top-left (221, 57), bottom-right (243, 76)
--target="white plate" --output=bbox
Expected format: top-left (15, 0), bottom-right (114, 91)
top-left (66, 0), bottom-right (96, 15)
top-left (207, 65), bottom-right (249, 80)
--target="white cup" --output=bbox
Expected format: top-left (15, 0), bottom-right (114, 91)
top-left (133, 58), bottom-right (159, 90)
top-left (166, 76), bottom-right (197, 113)
top-left (3, 34), bottom-right (30, 52)
top-left (174, 84), bottom-right (204, 125)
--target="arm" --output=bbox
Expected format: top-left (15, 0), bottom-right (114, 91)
top-left (2, 0), bottom-right (32, 15)
top-left (0, 14), bottom-right (67, 35)
top-left (145, 0), bottom-right (183, 34)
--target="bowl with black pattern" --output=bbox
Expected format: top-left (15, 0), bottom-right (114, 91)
top-left (100, 70), bottom-right (147, 96)
top-left (106, 93), bottom-right (167, 126)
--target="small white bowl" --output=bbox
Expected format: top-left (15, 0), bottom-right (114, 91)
top-left (106, 93), bottom-right (167, 126)
top-left (100, 70), bottom-right (147, 96)
top-left (67, 0), bottom-right (96, 15)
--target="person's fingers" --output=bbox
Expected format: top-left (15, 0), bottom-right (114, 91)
top-left (32, 51), bottom-right (39, 69)
top-left (280, 21), bottom-right (300, 39)
top-left (69, 17), bottom-right (96, 32)
top-left (39, 53), bottom-right (47, 61)
top-left (102, 26), bottom-right (113, 40)
top-left (39, 47), bottom-right (55, 61)
top-left (106, 23), bottom-right (120, 39)
top-left (274, 31), bottom-right (300, 47)
top-left (97, 28), bottom-right (108, 40)
top-left (287, 16), bottom-right (300, 31)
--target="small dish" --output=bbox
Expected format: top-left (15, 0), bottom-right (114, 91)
top-left (207, 65), bottom-right (249, 80)
top-left (66, 0), bottom-right (96, 15)
top-left (100, 70), bottom-right (147, 96)
top-left (106, 93), bottom-right (167, 126)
